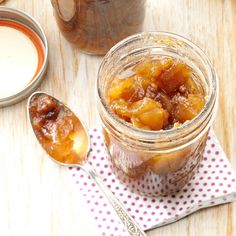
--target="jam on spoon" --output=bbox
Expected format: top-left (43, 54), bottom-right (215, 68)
top-left (28, 92), bottom-right (146, 236)
top-left (29, 93), bottom-right (89, 165)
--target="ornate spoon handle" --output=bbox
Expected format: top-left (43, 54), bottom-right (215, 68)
top-left (83, 164), bottom-right (147, 236)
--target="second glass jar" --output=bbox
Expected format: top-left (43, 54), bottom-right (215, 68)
top-left (51, 0), bottom-right (146, 55)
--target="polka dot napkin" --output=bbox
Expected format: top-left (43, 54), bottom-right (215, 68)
top-left (68, 128), bottom-right (236, 236)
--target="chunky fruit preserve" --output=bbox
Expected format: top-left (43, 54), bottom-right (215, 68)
top-left (29, 94), bottom-right (88, 165)
top-left (97, 32), bottom-right (217, 195)
top-left (107, 57), bottom-right (206, 131)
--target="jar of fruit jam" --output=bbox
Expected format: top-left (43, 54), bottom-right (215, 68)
top-left (96, 32), bottom-right (218, 196)
top-left (50, 0), bottom-right (146, 55)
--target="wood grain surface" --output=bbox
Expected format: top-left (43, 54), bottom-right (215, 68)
top-left (0, 0), bottom-right (235, 235)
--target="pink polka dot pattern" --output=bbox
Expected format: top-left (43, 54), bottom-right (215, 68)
top-left (68, 129), bottom-right (236, 236)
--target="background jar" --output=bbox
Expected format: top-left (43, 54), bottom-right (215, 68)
top-left (50, 0), bottom-right (146, 55)
top-left (97, 32), bottom-right (218, 196)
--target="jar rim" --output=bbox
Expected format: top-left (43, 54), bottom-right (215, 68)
top-left (97, 31), bottom-right (218, 143)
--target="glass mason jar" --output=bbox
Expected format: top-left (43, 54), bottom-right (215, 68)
top-left (50, 0), bottom-right (146, 55)
top-left (96, 32), bottom-right (218, 196)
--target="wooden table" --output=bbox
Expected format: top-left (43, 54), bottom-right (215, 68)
top-left (0, 0), bottom-right (235, 235)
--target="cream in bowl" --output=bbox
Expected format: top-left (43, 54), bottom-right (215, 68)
top-left (0, 7), bottom-right (48, 107)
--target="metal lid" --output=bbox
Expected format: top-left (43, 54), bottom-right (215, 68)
top-left (0, 7), bottom-right (48, 107)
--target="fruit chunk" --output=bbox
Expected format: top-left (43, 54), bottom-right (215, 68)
top-left (185, 77), bottom-right (201, 94)
top-left (148, 148), bottom-right (190, 175)
top-left (173, 94), bottom-right (205, 122)
top-left (133, 58), bottom-right (173, 79)
top-left (110, 99), bottom-right (131, 121)
top-left (158, 62), bottom-right (191, 94)
top-left (108, 75), bottom-right (147, 102)
top-left (111, 97), bottom-right (169, 130)
top-left (136, 108), bottom-right (169, 130)
top-left (129, 98), bottom-right (169, 130)
top-left (108, 77), bottom-right (134, 101)
top-left (154, 92), bottom-right (173, 113)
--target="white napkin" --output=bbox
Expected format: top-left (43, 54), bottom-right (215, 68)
top-left (69, 128), bottom-right (236, 236)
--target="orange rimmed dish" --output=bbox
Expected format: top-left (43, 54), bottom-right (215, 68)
top-left (0, 7), bottom-right (48, 107)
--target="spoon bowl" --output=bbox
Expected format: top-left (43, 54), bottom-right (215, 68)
top-left (27, 91), bottom-right (146, 236)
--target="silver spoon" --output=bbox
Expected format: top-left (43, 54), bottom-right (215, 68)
top-left (27, 91), bottom-right (147, 236)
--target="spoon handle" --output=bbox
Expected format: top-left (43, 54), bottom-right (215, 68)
top-left (84, 164), bottom-right (147, 236)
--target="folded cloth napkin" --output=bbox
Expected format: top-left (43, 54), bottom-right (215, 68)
top-left (69, 128), bottom-right (236, 236)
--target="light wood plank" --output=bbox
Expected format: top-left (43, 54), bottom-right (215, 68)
top-left (0, 0), bottom-right (235, 235)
